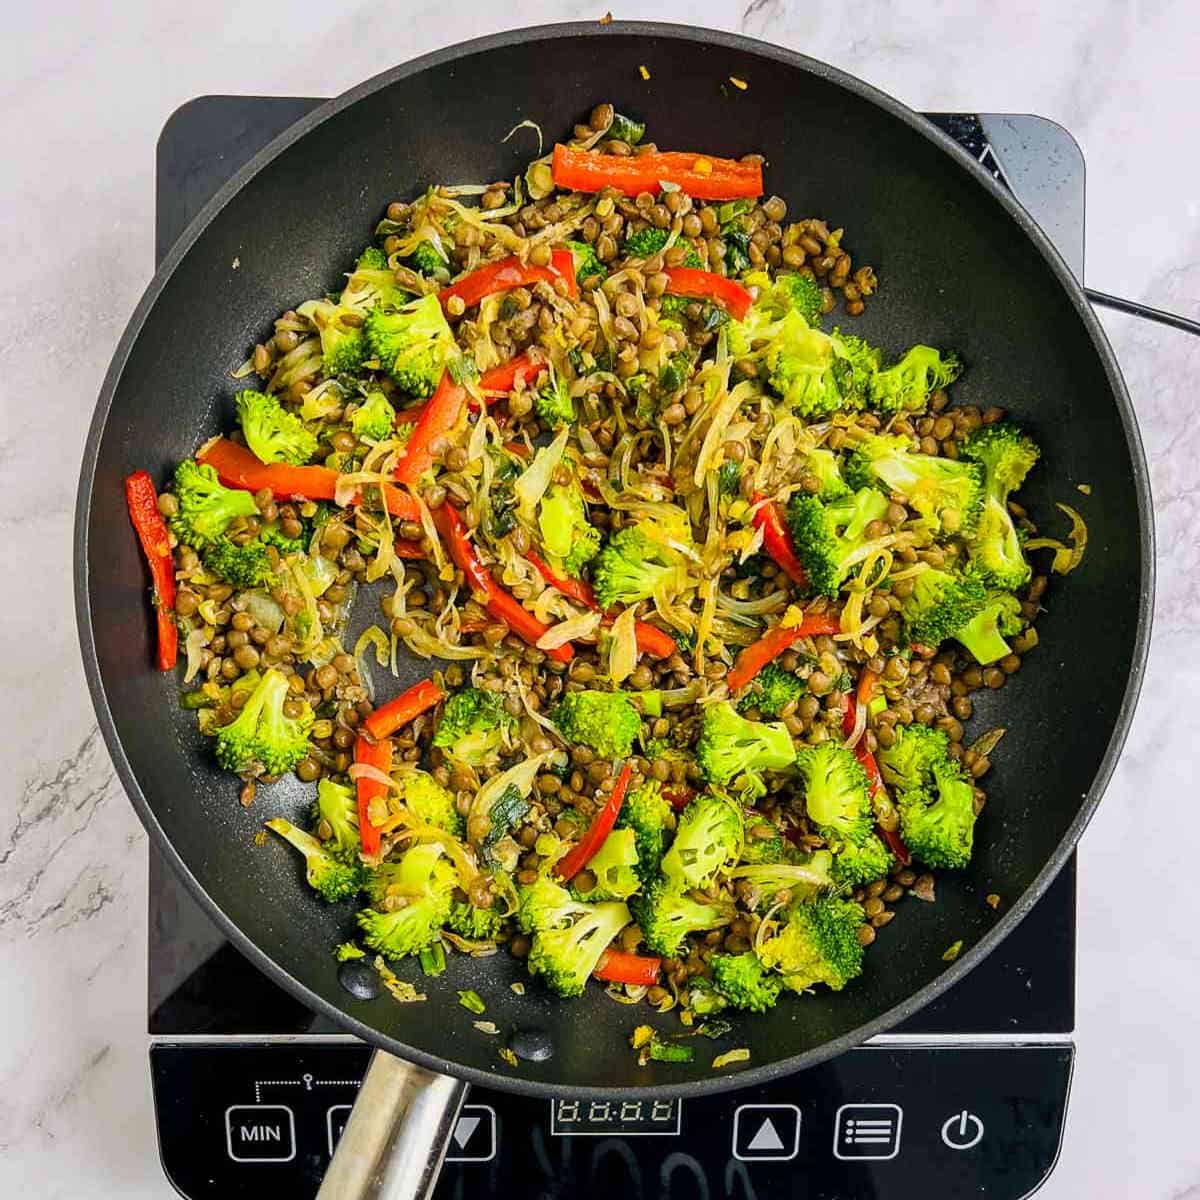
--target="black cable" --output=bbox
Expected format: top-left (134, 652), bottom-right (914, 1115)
top-left (1085, 288), bottom-right (1200, 338)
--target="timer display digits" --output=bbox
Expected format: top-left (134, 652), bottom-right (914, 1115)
top-left (550, 1097), bottom-right (682, 1136)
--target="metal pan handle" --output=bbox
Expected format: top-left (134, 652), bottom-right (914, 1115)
top-left (317, 1052), bottom-right (468, 1200)
top-left (1086, 288), bottom-right (1200, 338)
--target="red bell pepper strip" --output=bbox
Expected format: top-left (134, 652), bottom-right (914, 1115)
top-left (752, 493), bottom-right (809, 588)
top-left (393, 538), bottom-right (426, 559)
top-left (878, 824), bottom-right (912, 866)
top-left (525, 551), bottom-right (677, 660)
top-left (432, 504), bottom-right (573, 663)
top-left (438, 250), bottom-right (577, 314)
top-left (124, 470), bottom-right (178, 671)
top-left (477, 351), bottom-right (546, 398)
top-left (363, 677), bottom-right (445, 741)
top-left (555, 762), bottom-right (634, 882)
top-left (353, 734), bottom-right (392, 859)
top-left (197, 438), bottom-right (422, 524)
top-left (593, 948), bottom-right (663, 987)
top-left (726, 613), bottom-right (843, 692)
top-left (393, 371), bottom-right (466, 487)
top-left (551, 144), bottom-right (763, 201)
top-left (662, 268), bottom-right (754, 321)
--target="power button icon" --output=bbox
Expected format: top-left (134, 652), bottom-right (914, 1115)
top-left (940, 1110), bottom-right (985, 1151)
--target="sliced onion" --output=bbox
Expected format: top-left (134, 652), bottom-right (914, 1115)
top-left (537, 609), bottom-right (601, 651)
top-left (843, 695), bottom-right (868, 751)
top-left (348, 762), bottom-right (404, 792)
top-left (607, 605), bottom-right (639, 684)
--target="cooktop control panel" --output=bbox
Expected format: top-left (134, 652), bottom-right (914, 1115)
top-left (152, 1042), bottom-right (1070, 1199)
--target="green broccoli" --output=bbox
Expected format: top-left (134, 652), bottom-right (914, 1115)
top-left (432, 688), bottom-right (516, 766)
top-left (305, 301), bottom-right (368, 376)
top-left (615, 779), bottom-right (674, 883)
top-left (830, 835), bottom-right (894, 887)
top-left (235, 390), bottom-right (319, 466)
top-left (955, 590), bottom-right (1023, 664)
top-left (214, 668), bottom-right (314, 775)
top-left (695, 701), bottom-right (796, 788)
top-left (785, 486), bottom-right (893, 597)
top-left (567, 239), bottom-right (606, 284)
top-left (400, 771), bottom-right (464, 837)
top-left (730, 271), bottom-right (825, 329)
top-left (710, 951), bottom-right (783, 1012)
top-left (265, 818), bottom-right (363, 902)
top-left (738, 823), bottom-right (791, 864)
top-left (735, 661), bottom-right (806, 718)
top-left (551, 690), bottom-right (642, 759)
top-left (526, 898), bottom-right (632, 997)
top-left (623, 227), bottom-right (670, 259)
top-left (795, 742), bottom-right (873, 846)
top-left (898, 758), bottom-right (978, 869)
top-left (800, 447), bottom-right (851, 500)
top-left (758, 897), bottom-right (867, 992)
top-left (570, 828), bottom-right (641, 902)
top-left (351, 391), bottom-right (397, 441)
top-left (201, 535), bottom-right (274, 589)
top-left (447, 897), bottom-right (505, 941)
top-left (259, 514), bottom-right (313, 556)
top-left (687, 977), bottom-right (730, 1015)
top-left (660, 792), bottom-right (743, 890)
top-left (868, 345), bottom-right (963, 413)
top-left (631, 874), bottom-right (735, 957)
top-left (728, 851), bottom-right (835, 906)
top-left (357, 843), bottom-right (458, 957)
top-left (592, 528), bottom-right (686, 610)
top-left (538, 482), bottom-right (601, 577)
top-left (535, 375), bottom-right (575, 427)
top-left (845, 432), bottom-right (984, 536)
top-left (660, 293), bottom-right (728, 327)
top-left (960, 422), bottom-right (1041, 589)
top-left (516, 875), bottom-right (574, 934)
top-left (899, 567), bottom-right (989, 648)
top-left (876, 723), bottom-right (951, 793)
top-left (168, 459), bottom-right (258, 549)
top-left (363, 293), bottom-right (456, 398)
top-left (314, 777), bottom-right (361, 862)
top-left (340, 246), bottom-right (413, 310)
top-left (407, 240), bottom-right (449, 277)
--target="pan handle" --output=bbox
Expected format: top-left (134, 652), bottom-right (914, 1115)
top-left (1086, 288), bottom-right (1200, 338)
top-left (317, 1051), bottom-right (468, 1200)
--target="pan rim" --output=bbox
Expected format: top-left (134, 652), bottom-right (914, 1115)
top-left (74, 19), bottom-right (1154, 1099)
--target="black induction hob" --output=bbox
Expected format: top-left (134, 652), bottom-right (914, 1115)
top-left (148, 97), bottom-right (1081, 1200)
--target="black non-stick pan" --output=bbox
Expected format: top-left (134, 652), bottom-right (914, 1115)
top-left (75, 21), bottom-right (1154, 1198)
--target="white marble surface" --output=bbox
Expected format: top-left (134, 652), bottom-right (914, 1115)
top-left (3, 2), bottom-right (1198, 1195)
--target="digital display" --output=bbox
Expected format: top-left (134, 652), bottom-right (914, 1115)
top-left (550, 1098), bottom-right (682, 1137)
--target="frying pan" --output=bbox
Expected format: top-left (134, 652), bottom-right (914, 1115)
top-left (75, 21), bottom-right (1154, 1198)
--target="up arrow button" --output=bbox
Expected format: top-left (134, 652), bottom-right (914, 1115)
top-left (732, 1104), bottom-right (802, 1162)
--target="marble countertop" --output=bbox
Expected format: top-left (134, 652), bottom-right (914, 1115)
top-left (3, 2), bottom-right (1197, 1196)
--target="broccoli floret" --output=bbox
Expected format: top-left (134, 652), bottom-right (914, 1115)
top-left (717, 460), bottom-right (742, 497)
top-left (868, 345), bottom-right (963, 413)
top-left (400, 771), bottom-right (464, 837)
top-left (660, 792), bottom-right (743, 890)
top-left (899, 567), bottom-right (989, 648)
top-left (830, 835), bottom-right (894, 887)
top-left (168, 459), bottom-right (258, 549)
top-left (960, 422), bottom-right (1041, 589)
top-left (615, 779), bottom-right (674, 883)
top-left (710, 951), bottom-right (783, 1012)
top-left (785, 486), bottom-right (892, 598)
top-left (631, 874), bottom-right (735, 957)
top-left (795, 742), bottom-right (873, 846)
top-left (898, 759), bottom-right (978, 869)
top-left (516, 876), bottom-right (575, 934)
top-left (214, 668), bottom-right (314, 775)
top-left (201, 535), bottom-right (274, 589)
top-left (363, 293), bottom-right (456, 398)
top-left (432, 688), bottom-right (516, 766)
top-left (876, 724), bottom-right (951, 793)
top-left (358, 843), bottom-right (458, 957)
top-left (538, 483), bottom-right (601, 577)
top-left (305, 301), bottom-right (368, 376)
top-left (845, 432), bottom-right (984, 536)
top-left (339, 249), bottom-right (413, 311)
top-left (447, 897), bottom-right (505, 941)
top-left (259, 516), bottom-right (311, 556)
top-left (351, 391), bottom-right (397, 441)
top-left (801, 447), bottom-right (851, 500)
top-left (623, 227), bottom-right (670, 259)
top-left (265, 818), bottom-right (363, 902)
top-left (758, 897), bottom-right (867, 992)
top-left (738, 824), bottom-right (790, 864)
top-left (527, 898), bottom-right (632, 997)
top-left (535, 375), bottom-right (575, 427)
top-left (695, 701), bottom-right (796, 788)
top-left (660, 293), bottom-right (728, 327)
top-left (728, 851), bottom-right (835, 907)
top-left (755, 313), bottom-right (878, 418)
top-left (769, 273), bottom-right (825, 326)
top-left (314, 777), bottom-right (361, 863)
top-left (235, 389), bottom-right (319, 466)
top-left (955, 590), bottom-right (1023, 664)
top-left (571, 828), bottom-right (641, 902)
top-left (735, 661), bottom-right (806, 718)
top-left (407, 240), bottom-right (449, 277)
top-left (551, 690), bottom-right (642, 759)
top-left (567, 239), bottom-right (606, 283)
